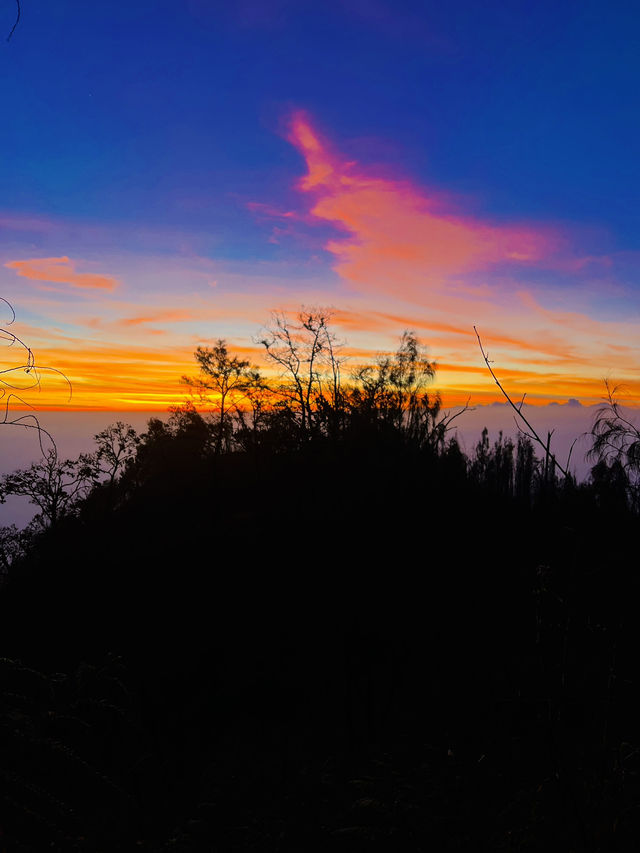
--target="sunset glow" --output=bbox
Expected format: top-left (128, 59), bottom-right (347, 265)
top-left (1, 2), bottom-right (639, 413)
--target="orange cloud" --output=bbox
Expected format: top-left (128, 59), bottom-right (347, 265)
top-left (4, 325), bottom-right (634, 412)
top-left (5, 256), bottom-right (118, 291)
top-left (331, 307), bottom-right (579, 362)
top-left (118, 310), bottom-right (194, 327)
top-left (286, 112), bottom-right (561, 300)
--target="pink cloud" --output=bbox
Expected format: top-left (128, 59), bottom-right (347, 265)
top-left (246, 201), bottom-right (298, 220)
top-left (5, 256), bottom-right (118, 292)
top-left (285, 112), bottom-right (563, 301)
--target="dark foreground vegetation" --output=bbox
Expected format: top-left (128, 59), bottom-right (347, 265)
top-left (1, 312), bottom-right (640, 851)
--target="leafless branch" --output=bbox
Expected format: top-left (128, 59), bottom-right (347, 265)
top-left (1, 298), bottom-right (72, 456)
top-left (439, 397), bottom-right (474, 430)
top-left (474, 326), bottom-right (569, 479)
top-left (6, 0), bottom-right (20, 42)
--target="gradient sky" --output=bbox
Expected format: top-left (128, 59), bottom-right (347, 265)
top-left (1, 0), bottom-right (640, 411)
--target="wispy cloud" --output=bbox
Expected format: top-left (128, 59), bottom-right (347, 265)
top-left (118, 310), bottom-right (194, 327)
top-left (285, 111), bottom-right (563, 302)
top-left (246, 201), bottom-right (298, 220)
top-left (5, 256), bottom-right (118, 292)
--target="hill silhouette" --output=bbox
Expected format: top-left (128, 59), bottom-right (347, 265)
top-left (1, 315), bottom-right (639, 851)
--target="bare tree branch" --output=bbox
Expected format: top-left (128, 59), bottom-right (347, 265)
top-left (1, 298), bottom-right (72, 456)
top-left (474, 326), bottom-right (569, 479)
top-left (6, 0), bottom-right (20, 42)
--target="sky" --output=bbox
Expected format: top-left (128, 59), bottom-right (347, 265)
top-left (1, 0), bottom-right (640, 414)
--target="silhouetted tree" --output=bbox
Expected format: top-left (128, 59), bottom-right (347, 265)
top-left (349, 331), bottom-right (429, 427)
top-left (590, 458), bottom-right (630, 513)
top-left (182, 340), bottom-right (262, 454)
top-left (346, 330), bottom-right (464, 450)
top-left (93, 421), bottom-right (140, 486)
top-left (0, 523), bottom-right (28, 576)
top-left (0, 449), bottom-right (99, 527)
top-left (233, 365), bottom-right (276, 450)
top-left (588, 380), bottom-right (640, 506)
top-left (256, 308), bottom-right (344, 438)
top-left (515, 433), bottom-right (537, 500)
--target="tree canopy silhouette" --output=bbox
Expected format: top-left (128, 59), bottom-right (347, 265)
top-left (181, 340), bottom-right (262, 454)
top-left (0, 448), bottom-right (99, 527)
top-left (256, 307), bottom-right (345, 438)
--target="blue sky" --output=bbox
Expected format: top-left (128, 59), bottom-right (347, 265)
top-left (3, 0), bottom-right (638, 227)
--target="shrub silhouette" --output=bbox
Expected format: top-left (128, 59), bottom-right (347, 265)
top-left (588, 380), bottom-right (640, 509)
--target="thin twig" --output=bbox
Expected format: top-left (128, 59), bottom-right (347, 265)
top-left (6, 0), bottom-right (20, 42)
top-left (1, 297), bottom-right (71, 455)
top-left (566, 436), bottom-right (579, 472)
top-left (0, 297), bottom-right (16, 324)
top-left (441, 397), bottom-right (474, 429)
top-left (474, 326), bottom-right (569, 478)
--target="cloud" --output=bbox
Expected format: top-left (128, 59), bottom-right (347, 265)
top-left (285, 111), bottom-right (562, 302)
top-left (118, 310), bottom-right (194, 327)
top-left (246, 201), bottom-right (298, 220)
top-left (5, 256), bottom-right (118, 292)
top-left (331, 307), bottom-right (577, 361)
